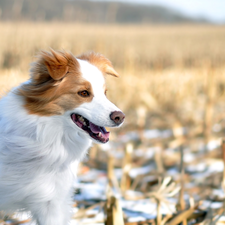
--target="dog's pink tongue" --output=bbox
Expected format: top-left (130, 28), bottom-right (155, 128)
top-left (89, 122), bottom-right (110, 141)
top-left (90, 122), bottom-right (101, 133)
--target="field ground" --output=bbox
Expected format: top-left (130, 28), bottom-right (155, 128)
top-left (0, 23), bottom-right (225, 224)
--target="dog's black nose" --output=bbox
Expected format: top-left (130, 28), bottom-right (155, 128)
top-left (110, 111), bottom-right (125, 125)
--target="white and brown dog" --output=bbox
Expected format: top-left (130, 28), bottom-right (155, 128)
top-left (0, 50), bottom-right (125, 225)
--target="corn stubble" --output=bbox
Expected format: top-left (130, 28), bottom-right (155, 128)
top-left (1, 23), bottom-right (225, 224)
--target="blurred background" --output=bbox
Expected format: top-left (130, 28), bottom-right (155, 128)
top-left (0, 0), bottom-right (225, 224)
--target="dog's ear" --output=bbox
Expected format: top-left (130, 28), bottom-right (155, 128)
top-left (41, 49), bottom-right (69, 80)
top-left (104, 65), bottom-right (119, 77)
top-left (77, 52), bottom-right (119, 78)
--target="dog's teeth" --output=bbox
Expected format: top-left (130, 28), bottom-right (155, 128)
top-left (83, 122), bottom-right (86, 126)
top-left (98, 132), bottom-right (102, 137)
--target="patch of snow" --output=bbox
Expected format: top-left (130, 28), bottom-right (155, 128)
top-left (129, 164), bottom-right (155, 178)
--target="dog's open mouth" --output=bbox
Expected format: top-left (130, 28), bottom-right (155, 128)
top-left (71, 113), bottom-right (110, 143)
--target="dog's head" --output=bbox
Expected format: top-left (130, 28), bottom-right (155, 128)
top-left (18, 50), bottom-right (125, 143)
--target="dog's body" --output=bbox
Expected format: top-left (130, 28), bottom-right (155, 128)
top-left (0, 50), bottom-right (124, 225)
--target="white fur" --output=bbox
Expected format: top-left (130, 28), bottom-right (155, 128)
top-left (0, 59), bottom-right (123, 225)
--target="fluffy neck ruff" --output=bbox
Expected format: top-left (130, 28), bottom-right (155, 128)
top-left (0, 92), bottom-right (92, 171)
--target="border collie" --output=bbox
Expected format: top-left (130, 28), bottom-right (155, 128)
top-left (0, 50), bottom-right (125, 225)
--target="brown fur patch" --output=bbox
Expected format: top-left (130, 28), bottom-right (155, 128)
top-left (17, 50), bottom-right (93, 116)
top-left (77, 52), bottom-right (119, 77)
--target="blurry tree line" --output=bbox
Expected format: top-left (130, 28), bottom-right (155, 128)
top-left (0, 0), bottom-right (207, 23)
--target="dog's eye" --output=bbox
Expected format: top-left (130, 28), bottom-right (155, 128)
top-left (78, 90), bottom-right (89, 97)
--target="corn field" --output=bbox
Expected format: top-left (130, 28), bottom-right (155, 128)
top-left (0, 22), bottom-right (225, 225)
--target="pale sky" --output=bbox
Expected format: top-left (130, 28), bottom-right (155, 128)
top-left (91, 0), bottom-right (225, 23)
